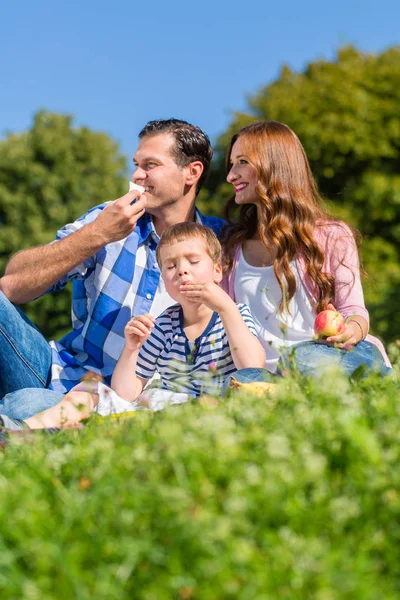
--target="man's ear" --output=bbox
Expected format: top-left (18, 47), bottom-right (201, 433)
top-left (213, 262), bottom-right (223, 283)
top-left (185, 161), bottom-right (203, 187)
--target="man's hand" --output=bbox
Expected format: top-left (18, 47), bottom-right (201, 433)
top-left (90, 190), bottom-right (147, 245)
top-left (124, 314), bottom-right (155, 351)
top-left (179, 281), bottom-right (230, 313)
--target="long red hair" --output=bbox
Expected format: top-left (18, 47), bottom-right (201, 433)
top-left (222, 121), bottom-right (355, 313)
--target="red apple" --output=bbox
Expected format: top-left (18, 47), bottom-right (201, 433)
top-left (314, 309), bottom-right (345, 338)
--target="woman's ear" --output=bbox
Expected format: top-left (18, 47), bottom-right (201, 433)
top-left (213, 263), bottom-right (223, 283)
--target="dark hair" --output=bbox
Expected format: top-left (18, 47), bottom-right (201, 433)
top-left (156, 222), bottom-right (222, 267)
top-left (139, 119), bottom-right (213, 194)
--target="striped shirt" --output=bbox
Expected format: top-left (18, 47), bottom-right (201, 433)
top-left (47, 204), bottom-right (224, 393)
top-left (136, 303), bottom-right (258, 397)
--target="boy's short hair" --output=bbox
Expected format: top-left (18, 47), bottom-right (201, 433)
top-left (156, 222), bottom-right (222, 267)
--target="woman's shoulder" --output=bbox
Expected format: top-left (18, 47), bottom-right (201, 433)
top-left (314, 219), bottom-right (355, 243)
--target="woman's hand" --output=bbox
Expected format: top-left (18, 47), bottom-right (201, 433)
top-left (124, 314), bottom-right (155, 351)
top-left (322, 321), bottom-right (361, 350)
top-left (317, 304), bottom-right (364, 350)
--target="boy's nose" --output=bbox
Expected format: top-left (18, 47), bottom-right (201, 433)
top-left (178, 267), bottom-right (189, 277)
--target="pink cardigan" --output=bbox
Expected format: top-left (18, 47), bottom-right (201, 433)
top-left (221, 222), bottom-right (391, 366)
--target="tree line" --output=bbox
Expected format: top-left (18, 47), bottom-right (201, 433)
top-left (1, 45), bottom-right (399, 343)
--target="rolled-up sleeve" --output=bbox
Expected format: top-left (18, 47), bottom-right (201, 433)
top-left (48, 204), bottom-right (106, 292)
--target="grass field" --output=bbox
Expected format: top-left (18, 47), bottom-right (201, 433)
top-left (1, 351), bottom-right (400, 599)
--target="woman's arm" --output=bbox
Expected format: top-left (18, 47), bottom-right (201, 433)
top-left (328, 223), bottom-right (369, 325)
top-left (322, 224), bottom-right (369, 348)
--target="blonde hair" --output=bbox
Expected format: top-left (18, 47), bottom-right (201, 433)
top-left (156, 222), bottom-right (222, 267)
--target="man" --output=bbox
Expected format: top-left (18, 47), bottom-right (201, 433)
top-left (0, 119), bottom-right (224, 418)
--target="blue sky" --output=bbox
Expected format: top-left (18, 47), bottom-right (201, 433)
top-left (1, 0), bottom-right (399, 165)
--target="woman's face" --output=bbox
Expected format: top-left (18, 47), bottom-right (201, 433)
top-left (226, 138), bottom-right (259, 205)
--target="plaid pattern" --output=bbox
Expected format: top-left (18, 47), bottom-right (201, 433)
top-left (48, 203), bottom-right (225, 393)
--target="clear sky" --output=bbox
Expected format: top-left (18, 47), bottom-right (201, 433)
top-left (1, 0), bottom-right (399, 164)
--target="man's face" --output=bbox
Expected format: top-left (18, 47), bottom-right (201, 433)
top-left (159, 238), bottom-right (222, 305)
top-left (132, 134), bottom-right (189, 212)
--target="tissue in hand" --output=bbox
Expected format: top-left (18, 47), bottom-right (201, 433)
top-left (129, 181), bottom-right (145, 194)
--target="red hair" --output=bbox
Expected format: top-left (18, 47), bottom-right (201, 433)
top-left (222, 121), bottom-right (358, 313)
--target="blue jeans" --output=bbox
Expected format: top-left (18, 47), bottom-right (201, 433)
top-left (223, 341), bottom-right (390, 394)
top-left (0, 292), bottom-right (62, 419)
top-left (278, 340), bottom-right (391, 378)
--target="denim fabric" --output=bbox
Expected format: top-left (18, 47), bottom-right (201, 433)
top-left (0, 414), bottom-right (24, 430)
top-left (0, 388), bottom-right (64, 420)
top-left (278, 340), bottom-right (391, 378)
top-left (222, 367), bottom-right (280, 395)
top-left (0, 292), bottom-right (52, 399)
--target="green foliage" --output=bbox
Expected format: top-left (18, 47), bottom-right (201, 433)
top-left (1, 371), bottom-right (400, 598)
top-left (0, 110), bottom-right (127, 339)
top-left (202, 45), bottom-right (400, 344)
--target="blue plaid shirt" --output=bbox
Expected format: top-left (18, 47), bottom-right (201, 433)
top-left (48, 203), bottom-right (225, 393)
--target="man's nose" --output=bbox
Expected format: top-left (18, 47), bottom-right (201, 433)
top-left (132, 165), bottom-right (146, 181)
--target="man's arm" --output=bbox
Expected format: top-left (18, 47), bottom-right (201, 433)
top-left (0, 191), bottom-right (147, 304)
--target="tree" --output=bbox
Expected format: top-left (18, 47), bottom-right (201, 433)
top-left (0, 110), bottom-right (127, 339)
top-left (201, 45), bottom-right (400, 343)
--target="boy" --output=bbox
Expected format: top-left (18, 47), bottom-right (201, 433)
top-left (111, 222), bottom-right (265, 402)
top-left (0, 223), bottom-right (265, 431)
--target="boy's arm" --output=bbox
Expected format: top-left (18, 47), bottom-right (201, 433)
top-left (111, 346), bottom-right (148, 402)
top-left (180, 283), bottom-right (266, 369)
top-left (111, 313), bottom-right (155, 402)
top-left (218, 302), bottom-right (266, 369)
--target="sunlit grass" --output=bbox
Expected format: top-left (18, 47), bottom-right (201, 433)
top-left (1, 359), bottom-right (399, 599)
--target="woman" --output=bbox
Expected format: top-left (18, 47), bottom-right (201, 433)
top-left (221, 120), bottom-right (390, 377)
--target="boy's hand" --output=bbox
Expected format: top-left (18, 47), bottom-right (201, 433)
top-left (180, 281), bottom-right (230, 313)
top-left (124, 314), bottom-right (155, 351)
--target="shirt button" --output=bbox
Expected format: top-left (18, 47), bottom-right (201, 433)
top-left (146, 293), bottom-right (152, 300)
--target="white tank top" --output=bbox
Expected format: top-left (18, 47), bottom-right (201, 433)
top-left (234, 249), bottom-right (315, 372)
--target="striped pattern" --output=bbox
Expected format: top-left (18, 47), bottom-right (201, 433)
top-left (136, 303), bottom-right (257, 397)
top-left (46, 204), bottom-right (224, 394)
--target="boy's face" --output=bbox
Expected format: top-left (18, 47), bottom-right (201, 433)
top-left (160, 237), bottom-right (222, 304)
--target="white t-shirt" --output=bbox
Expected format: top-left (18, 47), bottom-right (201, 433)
top-left (124, 244), bottom-right (175, 319)
top-left (234, 249), bottom-right (315, 372)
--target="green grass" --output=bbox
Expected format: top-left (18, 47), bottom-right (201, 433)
top-left (1, 358), bottom-right (400, 599)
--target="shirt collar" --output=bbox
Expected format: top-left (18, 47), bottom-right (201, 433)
top-left (138, 207), bottom-right (204, 245)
